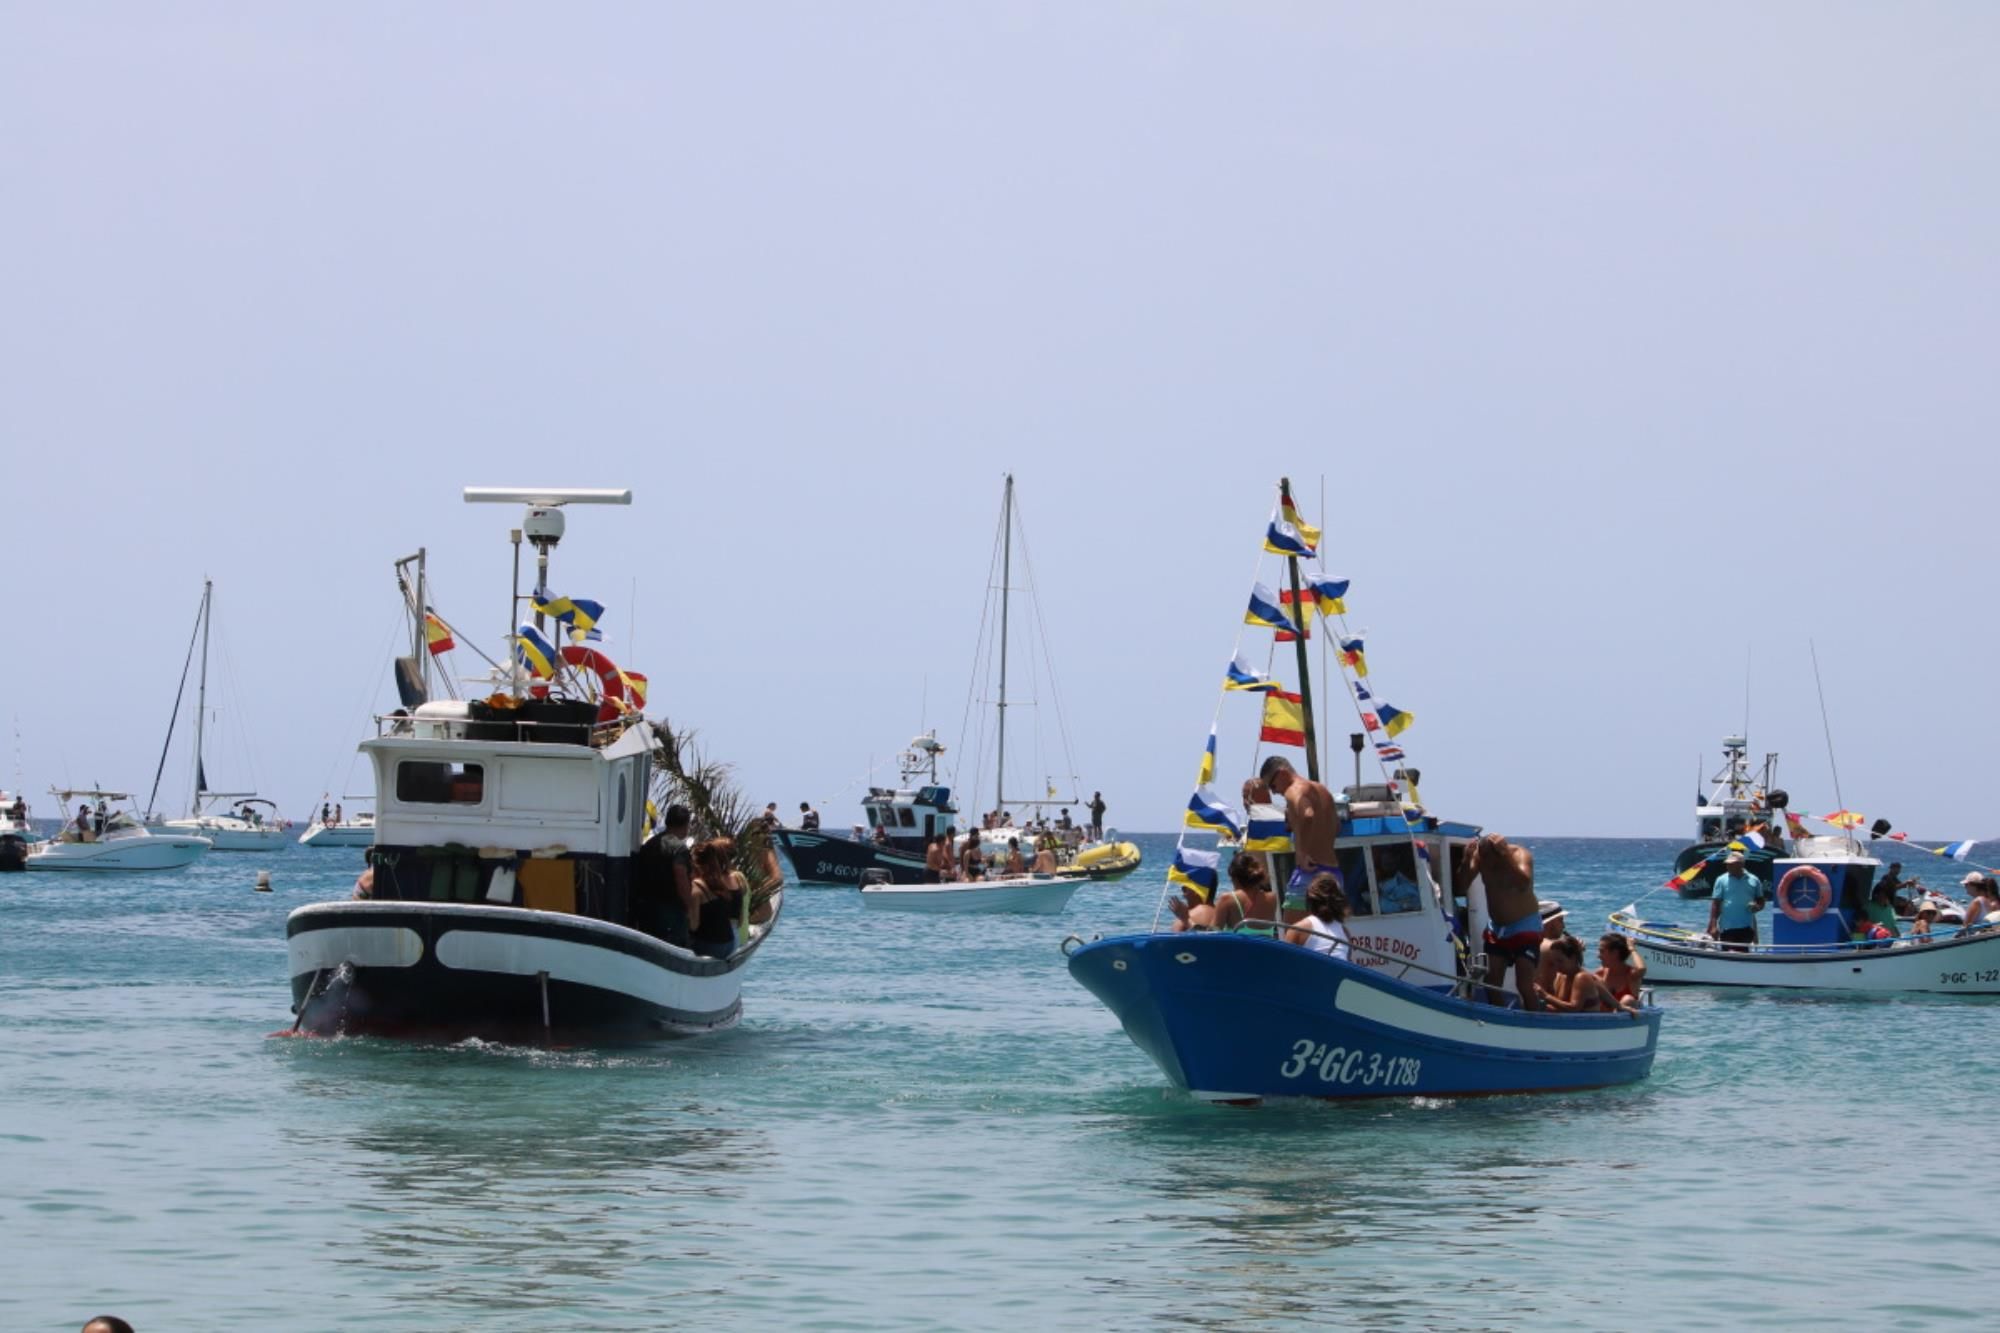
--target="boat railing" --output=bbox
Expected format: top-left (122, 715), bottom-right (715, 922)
top-left (373, 711), bottom-right (628, 746)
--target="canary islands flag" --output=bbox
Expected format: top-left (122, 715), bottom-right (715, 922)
top-left (1167, 846), bottom-right (1221, 900)
top-left (1224, 655), bottom-right (1280, 693)
top-left (1376, 704), bottom-right (1414, 738)
top-left (515, 624), bottom-right (560, 679)
top-left (534, 593), bottom-right (606, 642)
top-left (1310, 574), bottom-right (1349, 617)
top-left (1185, 785), bottom-right (1242, 838)
top-left (1940, 840), bottom-right (1977, 861)
top-left (1260, 690), bottom-right (1306, 747)
top-left (1337, 637), bottom-right (1367, 677)
top-left (1245, 583), bottom-right (1301, 637)
top-left (1198, 726), bottom-right (1217, 785)
top-left (1244, 811), bottom-right (1293, 854)
top-left (1263, 497), bottom-right (1321, 558)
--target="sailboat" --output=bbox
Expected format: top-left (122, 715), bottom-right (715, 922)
top-left (1064, 478), bottom-right (1660, 1103)
top-left (856, 474), bottom-right (1115, 913)
top-left (147, 581), bottom-right (291, 851)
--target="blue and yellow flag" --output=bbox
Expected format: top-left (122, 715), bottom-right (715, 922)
top-left (1263, 497), bottom-right (1321, 558)
top-left (1245, 583), bottom-right (1300, 636)
top-left (515, 624), bottom-right (560, 679)
top-left (1224, 655), bottom-right (1280, 693)
top-left (1337, 637), bottom-right (1368, 677)
top-left (534, 593), bottom-right (606, 642)
top-left (1185, 784), bottom-right (1242, 838)
top-left (1310, 574), bottom-right (1349, 616)
top-left (1198, 726), bottom-right (1217, 785)
top-left (1377, 703), bottom-right (1414, 738)
top-left (1167, 846), bottom-right (1221, 900)
top-left (1244, 812), bottom-right (1293, 854)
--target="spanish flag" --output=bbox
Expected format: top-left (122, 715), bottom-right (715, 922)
top-left (515, 624), bottom-right (560, 679)
top-left (1245, 583), bottom-right (1301, 637)
top-left (424, 613), bottom-right (456, 656)
top-left (1377, 704), bottom-right (1414, 738)
top-left (1260, 690), bottom-right (1306, 747)
top-left (1263, 497), bottom-right (1321, 558)
top-left (1276, 587), bottom-right (1314, 643)
top-left (1198, 726), bottom-right (1216, 785)
top-left (618, 668), bottom-right (649, 709)
top-left (1167, 846), bottom-right (1221, 900)
top-left (1337, 637), bottom-right (1367, 677)
top-left (1820, 809), bottom-right (1865, 830)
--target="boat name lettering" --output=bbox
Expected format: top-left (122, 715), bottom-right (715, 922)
top-left (1279, 1038), bottom-right (1422, 1088)
top-left (1351, 935), bottom-right (1421, 962)
top-left (1939, 970), bottom-right (2000, 986)
top-left (1649, 948), bottom-right (1696, 969)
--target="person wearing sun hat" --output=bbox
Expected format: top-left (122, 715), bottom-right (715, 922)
top-left (1706, 850), bottom-right (1764, 952)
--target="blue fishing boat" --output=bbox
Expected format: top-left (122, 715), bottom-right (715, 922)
top-left (1066, 477), bottom-right (1661, 1104)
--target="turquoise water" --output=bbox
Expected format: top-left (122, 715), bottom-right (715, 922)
top-left (2, 834), bottom-right (1993, 1329)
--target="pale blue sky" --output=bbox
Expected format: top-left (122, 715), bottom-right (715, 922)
top-left (3, 4), bottom-right (1994, 837)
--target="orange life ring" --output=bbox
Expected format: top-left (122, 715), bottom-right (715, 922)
top-left (558, 645), bottom-right (648, 722)
top-left (1775, 864), bottom-right (1832, 923)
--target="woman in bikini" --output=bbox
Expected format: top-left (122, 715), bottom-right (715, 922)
top-left (1594, 933), bottom-right (1645, 1013)
top-left (1212, 853), bottom-right (1278, 936)
top-left (1538, 935), bottom-right (1620, 1012)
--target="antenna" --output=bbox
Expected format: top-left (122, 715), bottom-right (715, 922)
top-left (463, 487), bottom-right (632, 694)
top-left (1809, 638), bottom-right (1845, 814)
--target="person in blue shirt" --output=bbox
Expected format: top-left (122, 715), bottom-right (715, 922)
top-left (1705, 851), bottom-right (1765, 952)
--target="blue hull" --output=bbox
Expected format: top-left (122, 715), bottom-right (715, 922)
top-left (773, 829), bottom-right (929, 885)
top-left (1069, 932), bottom-right (1660, 1102)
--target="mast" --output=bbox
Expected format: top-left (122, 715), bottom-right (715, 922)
top-left (190, 579), bottom-right (213, 816)
top-left (996, 473), bottom-right (1013, 817)
top-left (1279, 478), bottom-right (1321, 782)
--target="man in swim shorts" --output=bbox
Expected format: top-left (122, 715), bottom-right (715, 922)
top-left (1463, 832), bottom-right (1541, 1009)
top-left (1252, 756), bottom-right (1339, 921)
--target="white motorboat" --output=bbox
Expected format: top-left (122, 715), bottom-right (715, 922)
top-left (145, 580), bottom-right (291, 850)
top-left (298, 811), bottom-right (375, 848)
top-left (26, 789), bottom-right (211, 872)
top-left (859, 873), bottom-right (1081, 914)
top-left (286, 486), bottom-right (784, 1040)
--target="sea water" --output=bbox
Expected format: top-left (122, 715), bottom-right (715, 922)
top-left (2, 834), bottom-right (1992, 1330)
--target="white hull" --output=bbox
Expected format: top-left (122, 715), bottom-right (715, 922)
top-left (155, 819), bottom-right (289, 851)
top-left (859, 876), bottom-right (1081, 914)
top-left (26, 833), bottom-right (212, 871)
top-left (1627, 926), bottom-right (2000, 994)
top-left (298, 820), bottom-right (374, 848)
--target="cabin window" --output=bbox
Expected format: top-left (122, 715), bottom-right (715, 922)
top-left (1369, 842), bottom-right (1424, 915)
top-left (496, 759), bottom-right (598, 817)
top-left (1335, 846), bottom-right (1373, 915)
top-left (396, 761), bottom-right (485, 805)
top-left (616, 773), bottom-right (628, 824)
top-left (866, 807), bottom-right (883, 827)
top-left (924, 814), bottom-right (937, 836)
top-left (898, 808), bottom-right (916, 828)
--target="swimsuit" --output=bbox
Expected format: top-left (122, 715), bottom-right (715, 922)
top-left (1483, 910), bottom-right (1543, 961)
top-left (1286, 862), bottom-right (1338, 912)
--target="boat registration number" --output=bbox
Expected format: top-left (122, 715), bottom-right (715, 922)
top-left (1939, 970), bottom-right (2000, 986)
top-left (1279, 1039), bottom-right (1422, 1088)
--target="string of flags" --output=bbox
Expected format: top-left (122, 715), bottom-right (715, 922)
top-left (1663, 815), bottom-right (1981, 890)
top-left (533, 593), bottom-right (606, 643)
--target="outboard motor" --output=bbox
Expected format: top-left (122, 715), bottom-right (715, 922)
top-left (0, 834), bottom-right (26, 873)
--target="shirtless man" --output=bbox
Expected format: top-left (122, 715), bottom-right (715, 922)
top-left (1252, 756), bottom-right (1339, 920)
top-left (924, 835), bottom-right (947, 884)
top-left (1462, 832), bottom-right (1541, 1009)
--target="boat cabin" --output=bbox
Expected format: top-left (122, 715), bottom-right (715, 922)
top-left (360, 700), bottom-right (652, 921)
top-left (859, 784), bottom-right (957, 851)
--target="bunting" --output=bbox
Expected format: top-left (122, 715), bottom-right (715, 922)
top-left (1276, 586), bottom-right (1316, 643)
top-left (1376, 704), bottom-right (1414, 738)
top-left (1198, 726), bottom-right (1216, 786)
top-left (1263, 497), bottom-right (1321, 557)
top-left (1310, 575), bottom-right (1349, 617)
top-left (1244, 811), bottom-right (1293, 854)
top-left (1260, 691), bottom-right (1307, 747)
top-left (1224, 656), bottom-right (1280, 693)
top-left (533, 593), bottom-right (606, 643)
top-left (424, 613), bottom-right (456, 655)
top-left (1337, 637), bottom-right (1367, 677)
top-left (1185, 785), bottom-right (1242, 838)
top-left (1245, 583), bottom-right (1301, 637)
top-left (514, 624), bottom-right (560, 679)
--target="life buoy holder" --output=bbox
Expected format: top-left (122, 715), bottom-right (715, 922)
top-left (1776, 864), bottom-right (1833, 923)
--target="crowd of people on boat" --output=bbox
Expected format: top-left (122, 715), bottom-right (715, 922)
top-left (631, 802), bottom-right (780, 958)
top-left (916, 827), bottom-right (1067, 882)
top-left (1700, 851), bottom-right (2000, 949)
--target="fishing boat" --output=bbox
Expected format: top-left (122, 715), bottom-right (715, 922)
top-left (297, 810), bottom-right (376, 848)
top-left (1066, 478), bottom-right (1660, 1103)
top-left (1618, 832), bottom-right (2000, 993)
top-left (1668, 736), bottom-right (1782, 898)
top-left (25, 789), bottom-right (212, 872)
top-left (285, 487), bottom-right (783, 1040)
top-left (145, 581), bottom-right (291, 850)
top-left (771, 734), bottom-right (956, 885)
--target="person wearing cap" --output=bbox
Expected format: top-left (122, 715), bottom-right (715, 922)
top-left (1706, 851), bottom-right (1764, 952)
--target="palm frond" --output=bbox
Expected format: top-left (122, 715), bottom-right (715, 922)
top-left (645, 716), bottom-right (780, 908)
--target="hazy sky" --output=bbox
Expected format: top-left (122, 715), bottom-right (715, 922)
top-left (4, 4), bottom-right (1995, 838)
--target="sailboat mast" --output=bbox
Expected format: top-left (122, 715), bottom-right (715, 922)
top-left (415, 548), bottom-right (429, 701)
top-left (1279, 478), bottom-right (1321, 782)
top-left (190, 578), bottom-right (212, 816)
top-left (996, 473), bottom-right (1013, 815)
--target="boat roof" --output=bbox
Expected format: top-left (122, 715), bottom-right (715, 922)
top-left (50, 787), bottom-right (131, 800)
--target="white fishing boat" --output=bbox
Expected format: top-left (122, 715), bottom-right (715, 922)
top-left (145, 581), bottom-right (291, 850)
top-left (859, 873), bottom-right (1081, 914)
top-left (298, 810), bottom-right (376, 848)
top-left (286, 486), bottom-right (784, 1040)
top-left (26, 789), bottom-right (211, 872)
